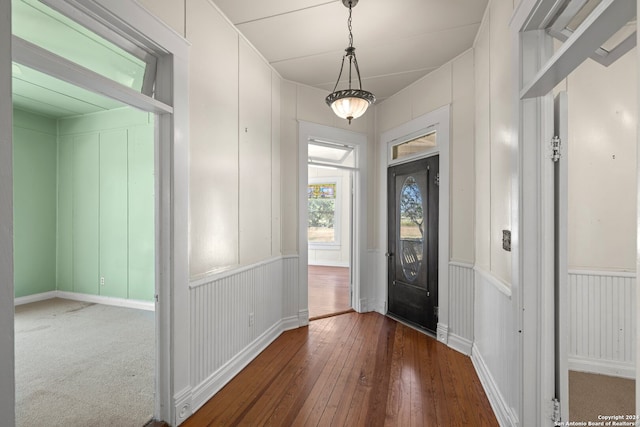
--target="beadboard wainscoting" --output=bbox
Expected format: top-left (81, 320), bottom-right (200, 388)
top-left (568, 269), bottom-right (636, 378)
top-left (472, 268), bottom-right (519, 427)
top-left (186, 256), bottom-right (300, 415)
top-left (448, 262), bottom-right (474, 355)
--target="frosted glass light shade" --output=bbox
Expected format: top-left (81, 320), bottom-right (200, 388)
top-left (325, 89), bottom-right (375, 124)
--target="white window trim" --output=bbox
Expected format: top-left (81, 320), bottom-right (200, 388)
top-left (387, 127), bottom-right (438, 166)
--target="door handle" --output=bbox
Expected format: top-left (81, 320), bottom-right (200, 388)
top-left (385, 252), bottom-right (394, 257)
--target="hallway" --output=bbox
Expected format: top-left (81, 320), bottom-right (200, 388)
top-left (182, 312), bottom-right (498, 426)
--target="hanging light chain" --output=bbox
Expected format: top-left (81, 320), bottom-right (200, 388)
top-left (347, 4), bottom-right (353, 48)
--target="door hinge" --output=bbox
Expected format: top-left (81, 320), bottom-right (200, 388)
top-left (551, 398), bottom-right (561, 423)
top-left (155, 294), bottom-right (159, 303)
top-left (551, 136), bottom-right (561, 162)
top-left (434, 306), bottom-right (439, 318)
top-left (435, 172), bottom-right (440, 186)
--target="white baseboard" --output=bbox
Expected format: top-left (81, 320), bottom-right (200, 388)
top-left (368, 298), bottom-right (386, 315)
top-left (436, 323), bottom-right (448, 344)
top-left (281, 315), bottom-right (300, 331)
top-left (448, 333), bottom-right (473, 356)
top-left (14, 291), bottom-right (57, 306)
top-left (189, 319), bottom-right (285, 414)
top-left (14, 290), bottom-right (155, 311)
top-left (358, 298), bottom-right (367, 312)
top-left (471, 344), bottom-right (518, 427)
top-left (57, 291), bottom-right (155, 311)
top-left (307, 260), bottom-right (349, 268)
top-left (298, 309), bottom-right (309, 326)
top-left (173, 387), bottom-right (193, 426)
top-left (569, 356), bottom-right (635, 379)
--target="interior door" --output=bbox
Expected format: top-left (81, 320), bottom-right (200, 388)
top-left (387, 155), bottom-right (439, 333)
top-left (554, 91), bottom-right (569, 422)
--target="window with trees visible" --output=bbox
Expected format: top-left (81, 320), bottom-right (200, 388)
top-left (308, 182), bottom-right (338, 244)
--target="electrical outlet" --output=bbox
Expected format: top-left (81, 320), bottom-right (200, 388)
top-left (100, 277), bottom-right (105, 286)
top-left (249, 312), bottom-right (255, 327)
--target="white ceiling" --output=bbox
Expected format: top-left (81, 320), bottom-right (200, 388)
top-left (12, 0), bottom-right (488, 117)
top-left (213, 0), bottom-right (489, 101)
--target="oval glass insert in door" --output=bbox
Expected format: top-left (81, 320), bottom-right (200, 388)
top-left (399, 176), bottom-right (424, 282)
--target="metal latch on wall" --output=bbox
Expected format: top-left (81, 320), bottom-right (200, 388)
top-left (435, 172), bottom-right (440, 186)
top-left (551, 136), bottom-right (561, 162)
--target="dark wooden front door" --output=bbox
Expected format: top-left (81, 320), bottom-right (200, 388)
top-left (387, 155), bottom-right (439, 333)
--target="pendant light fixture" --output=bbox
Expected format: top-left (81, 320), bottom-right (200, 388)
top-left (325, 0), bottom-right (375, 124)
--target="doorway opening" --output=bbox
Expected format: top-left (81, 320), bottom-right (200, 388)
top-left (554, 50), bottom-right (637, 423)
top-left (514, 0), bottom-right (637, 422)
top-left (7, 0), bottom-right (188, 424)
top-left (12, 61), bottom-right (156, 425)
top-left (307, 139), bottom-right (355, 320)
top-left (298, 121), bottom-right (367, 325)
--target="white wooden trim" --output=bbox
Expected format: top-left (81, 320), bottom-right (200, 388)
top-left (79, 1), bottom-right (190, 423)
top-left (568, 269), bottom-right (637, 278)
top-left (448, 333), bottom-right (473, 356)
top-left (521, 0), bottom-right (636, 98)
top-left (14, 291), bottom-right (155, 311)
top-left (56, 291), bottom-right (155, 311)
top-left (474, 266), bottom-right (512, 298)
top-left (14, 291), bottom-right (58, 306)
top-left (189, 256), bottom-right (285, 289)
top-left (0, 1), bottom-right (14, 422)
top-left (449, 260), bottom-right (474, 269)
top-left (637, 12), bottom-right (640, 416)
top-left (569, 356), bottom-right (635, 379)
top-left (12, 36), bottom-right (173, 114)
top-left (190, 319), bottom-right (285, 414)
top-left (471, 344), bottom-right (520, 426)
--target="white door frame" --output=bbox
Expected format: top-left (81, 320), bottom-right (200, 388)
top-left (511, 0), bottom-right (639, 423)
top-left (298, 121), bottom-right (367, 324)
top-left (1, 1), bottom-right (190, 424)
top-left (378, 105), bottom-right (450, 343)
top-left (0, 1), bottom-right (15, 424)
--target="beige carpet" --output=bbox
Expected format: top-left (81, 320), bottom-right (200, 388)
top-left (15, 298), bottom-right (154, 427)
top-left (569, 370), bottom-right (635, 423)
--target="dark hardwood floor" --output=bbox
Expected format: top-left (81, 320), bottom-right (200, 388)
top-left (182, 312), bottom-right (498, 427)
top-left (308, 265), bottom-right (352, 320)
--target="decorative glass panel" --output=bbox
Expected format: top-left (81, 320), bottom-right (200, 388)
top-left (399, 176), bottom-right (423, 282)
top-left (392, 132), bottom-right (436, 161)
top-left (308, 183), bottom-right (337, 243)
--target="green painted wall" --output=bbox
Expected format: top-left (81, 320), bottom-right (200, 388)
top-left (12, 109), bottom-right (57, 298)
top-left (57, 107), bottom-right (155, 301)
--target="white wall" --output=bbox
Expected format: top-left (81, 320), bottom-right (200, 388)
top-left (142, 0), bottom-right (281, 278)
top-left (136, 1), bottom-right (285, 423)
top-left (566, 50), bottom-right (637, 272)
top-left (472, 1), bottom-right (520, 423)
top-left (375, 50), bottom-right (475, 265)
